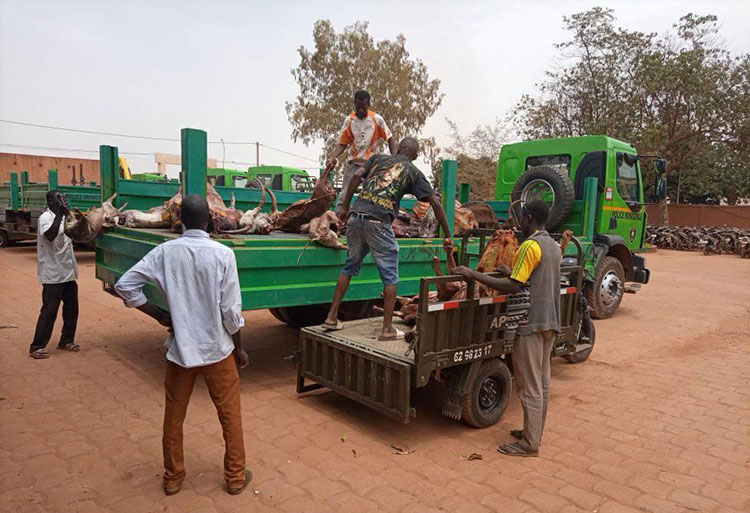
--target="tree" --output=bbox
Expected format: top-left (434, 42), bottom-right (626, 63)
top-left (286, 20), bottom-right (443, 172)
top-left (513, 8), bottom-right (750, 204)
top-left (431, 118), bottom-right (512, 201)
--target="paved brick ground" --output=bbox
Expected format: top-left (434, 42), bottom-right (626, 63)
top-left (1, 246), bottom-right (749, 513)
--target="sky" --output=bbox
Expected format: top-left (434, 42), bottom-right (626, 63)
top-left (1, 0), bottom-right (749, 176)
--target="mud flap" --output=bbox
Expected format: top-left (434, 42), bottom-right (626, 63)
top-left (441, 360), bottom-right (482, 421)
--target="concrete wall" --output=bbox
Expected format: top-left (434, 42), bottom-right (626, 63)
top-left (646, 204), bottom-right (750, 229)
top-left (0, 153), bottom-right (100, 185)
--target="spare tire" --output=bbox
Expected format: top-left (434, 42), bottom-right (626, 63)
top-left (511, 166), bottom-right (574, 231)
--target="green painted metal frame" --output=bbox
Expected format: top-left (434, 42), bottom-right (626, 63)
top-left (9, 173), bottom-right (20, 210)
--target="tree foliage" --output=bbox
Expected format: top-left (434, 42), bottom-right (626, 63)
top-left (286, 20), bottom-right (443, 167)
top-left (513, 8), bottom-right (750, 204)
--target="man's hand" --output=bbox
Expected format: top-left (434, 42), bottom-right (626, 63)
top-left (335, 204), bottom-right (349, 222)
top-left (443, 237), bottom-right (454, 251)
top-left (495, 265), bottom-right (512, 277)
top-left (234, 346), bottom-right (249, 369)
top-left (325, 158), bottom-right (337, 170)
top-left (452, 265), bottom-right (474, 279)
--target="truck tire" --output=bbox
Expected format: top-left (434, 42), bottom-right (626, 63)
top-left (0, 229), bottom-right (9, 248)
top-left (511, 166), bottom-right (574, 231)
top-left (461, 359), bottom-right (512, 428)
top-left (563, 299), bottom-right (596, 363)
top-left (586, 256), bottom-right (625, 319)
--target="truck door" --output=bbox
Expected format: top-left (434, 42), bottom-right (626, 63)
top-left (604, 153), bottom-right (646, 251)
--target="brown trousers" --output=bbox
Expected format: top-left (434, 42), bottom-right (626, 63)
top-left (512, 330), bottom-right (557, 451)
top-left (163, 354), bottom-right (246, 489)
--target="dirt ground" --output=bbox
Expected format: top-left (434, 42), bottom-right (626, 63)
top-left (1, 246), bottom-right (749, 513)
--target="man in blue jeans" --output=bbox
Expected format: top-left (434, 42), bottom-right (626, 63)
top-left (322, 137), bottom-right (452, 340)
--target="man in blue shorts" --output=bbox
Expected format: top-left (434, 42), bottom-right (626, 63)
top-left (322, 137), bottom-right (452, 341)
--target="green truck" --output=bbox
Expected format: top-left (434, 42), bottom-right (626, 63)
top-left (93, 128), bottom-right (656, 324)
top-left (491, 135), bottom-right (659, 318)
top-left (208, 166), bottom-right (315, 192)
top-left (0, 170), bottom-right (100, 247)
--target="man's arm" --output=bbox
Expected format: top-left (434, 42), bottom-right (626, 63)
top-left (43, 211), bottom-right (67, 241)
top-left (387, 137), bottom-right (397, 155)
top-left (114, 250), bottom-right (171, 326)
top-left (453, 266), bottom-right (523, 294)
top-left (326, 144), bottom-right (348, 168)
top-left (220, 252), bottom-right (247, 367)
top-left (334, 165), bottom-right (366, 220)
top-left (426, 195), bottom-right (454, 249)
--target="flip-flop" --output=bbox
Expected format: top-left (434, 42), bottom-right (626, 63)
top-left (378, 328), bottom-right (405, 341)
top-left (227, 469), bottom-right (253, 495)
top-left (497, 442), bottom-right (538, 457)
top-left (320, 320), bottom-right (344, 331)
top-left (57, 342), bottom-right (80, 352)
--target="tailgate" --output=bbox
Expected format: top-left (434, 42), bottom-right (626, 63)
top-left (298, 325), bottom-right (414, 423)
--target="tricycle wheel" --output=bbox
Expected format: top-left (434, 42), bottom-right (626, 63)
top-left (563, 312), bottom-right (596, 364)
top-left (461, 359), bottom-right (512, 428)
top-left (0, 229), bottom-right (10, 248)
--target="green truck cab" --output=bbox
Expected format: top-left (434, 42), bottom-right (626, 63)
top-left (208, 166), bottom-right (314, 192)
top-left (493, 135), bottom-right (661, 318)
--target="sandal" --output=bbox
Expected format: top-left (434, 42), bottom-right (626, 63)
top-left (57, 342), bottom-right (80, 352)
top-left (497, 442), bottom-right (538, 457)
top-left (227, 469), bottom-right (253, 495)
top-left (321, 320), bottom-right (343, 331)
top-left (29, 349), bottom-right (50, 359)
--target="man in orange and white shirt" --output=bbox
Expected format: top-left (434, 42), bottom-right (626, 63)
top-left (326, 90), bottom-right (397, 210)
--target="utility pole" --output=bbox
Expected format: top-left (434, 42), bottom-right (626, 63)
top-left (256, 142), bottom-right (260, 167)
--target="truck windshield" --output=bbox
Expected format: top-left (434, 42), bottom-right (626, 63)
top-left (291, 174), bottom-right (313, 192)
top-left (526, 154), bottom-right (571, 175)
top-left (616, 153), bottom-right (640, 203)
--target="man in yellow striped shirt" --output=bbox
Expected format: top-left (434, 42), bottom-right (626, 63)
top-left (454, 200), bottom-right (562, 456)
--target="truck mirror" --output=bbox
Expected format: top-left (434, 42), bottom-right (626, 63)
top-left (655, 159), bottom-right (667, 174)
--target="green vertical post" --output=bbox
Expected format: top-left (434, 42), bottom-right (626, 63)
top-left (99, 145), bottom-right (119, 204)
top-left (441, 159), bottom-right (457, 238)
top-left (48, 169), bottom-right (58, 190)
top-left (582, 177), bottom-right (598, 240)
top-left (459, 182), bottom-right (470, 204)
top-left (181, 128), bottom-right (207, 196)
top-left (20, 171), bottom-right (29, 185)
top-left (10, 173), bottom-right (20, 210)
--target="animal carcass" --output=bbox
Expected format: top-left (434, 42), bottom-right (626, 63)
top-left (207, 184), bottom-right (243, 232)
top-left (418, 201), bottom-right (478, 237)
top-left (64, 194), bottom-right (123, 243)
top-left (301, 211), bottom-right (347, 250)
top-left (118, 205), bottom-right (171, 229)
top-left (461, 201), bottom-right (498, 229)
top-left (477, 229), bottom-right (518, 272)
top-left (220, 181), bottom-right (279, 235)
top-left (274, 166), bottom-right (335, 233)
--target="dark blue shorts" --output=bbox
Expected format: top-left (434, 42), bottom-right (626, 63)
top-left (342, 215), bottom-right (399, 285)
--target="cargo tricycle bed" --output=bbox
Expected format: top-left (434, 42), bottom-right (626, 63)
top-left (296, 234), bottom-right (595, 428)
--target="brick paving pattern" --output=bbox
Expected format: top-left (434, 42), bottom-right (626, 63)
top-left (1, 246), bottom-right (748, 512)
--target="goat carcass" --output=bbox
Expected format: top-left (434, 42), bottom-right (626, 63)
top-left (461, 201), bottom-right (497, 229)
top-left (301, 211), bottom-right (347, 250)
top-left (274, 166), bottom-right (335, 233)
top-left (118, 205), bottom-right (171, 229)
top-left (477, 229), bottom-right (518, 272)
top-left (64, 194), bottom-right (123, 243)
top-left (220, 180), bottom-right (278, 235)
top-left (207, 184), bottom-right (243, 232)
top-left (418, 201), bottom-right (478, 237)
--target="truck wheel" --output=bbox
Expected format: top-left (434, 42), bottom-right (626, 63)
top-left (586, 256), bottom-right (625, 319)
top-left (511, 166), bottom-right (574, 231)
top-left (269, 305), bottom-right (329, 328)
top-left (461, 359), bottom-right (512, 428)
top-left (0, 230), bottom-right (9, 248)
top-left (563, 306), bottom-right (596, 363)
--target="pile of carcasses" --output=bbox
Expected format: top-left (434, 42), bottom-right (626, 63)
top-left (64, 167), bottom-right (346, 249)
top-left (383, 229), bottom-right (575, 323)
top-left (646, 225), bottom-right (750, 257)
top-left (392, 200), bottom-right (498, 238)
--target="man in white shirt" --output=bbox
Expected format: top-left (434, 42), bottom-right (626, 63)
top-left (29, 190), bottom-right (80, 359)
top-left (114, 194), bottom-right (251, 496)
top-left (326, 90), bottom-right (397, 211)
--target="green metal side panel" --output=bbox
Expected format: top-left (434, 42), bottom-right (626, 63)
top-left (181, 128), bottom-right (207, 196)
top-left (459, 183), bottom-right (470, 204)
top-left (58, 184), bottom-right (101, 211)
top-left (21, 183), bottom-right (48, 209)
top-left (100, 146), bottom-right (118, 203)
top-left (10, 173), bottom-right (19, 210)
top-left (441, 160), bottom-right (457, 237)
top-left (116, 179), bottom-right (180, 211)
top-left (95, 228), bottom-right (476, 312)
top-left (21, 171), bottom-right (29, 185)
top-left (48, 169), bottom-right (58, 190)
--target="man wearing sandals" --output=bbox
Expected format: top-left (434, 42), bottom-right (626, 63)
top-left (114, 195), bottom-right (252, 495)
top-left (322, 137), bottom-right (453, 341)
top-left (29, 190), bottom-right (80, 359)
top-left (454, 200), bottom-right (561, 457)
